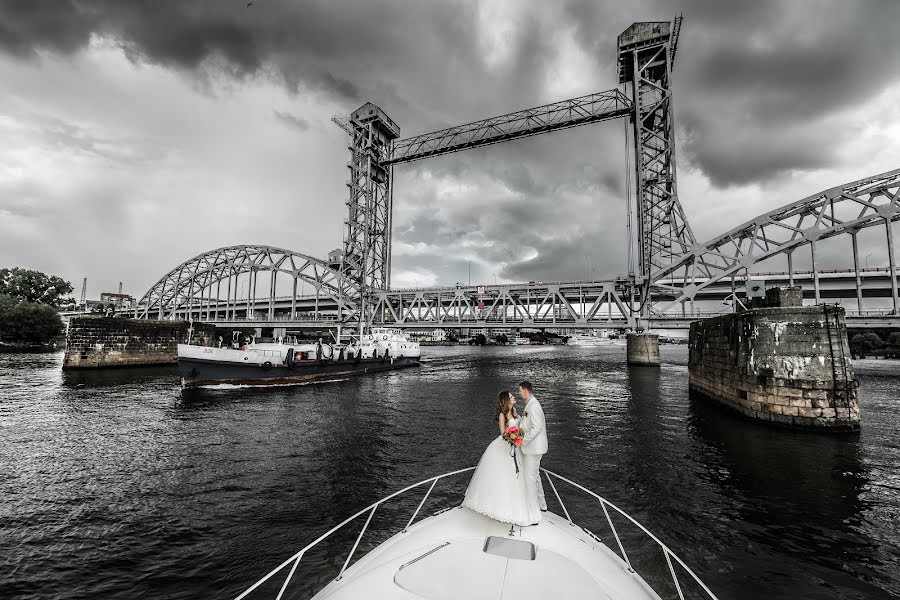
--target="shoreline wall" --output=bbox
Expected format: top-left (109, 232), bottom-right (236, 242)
top-left (63, 317), bottom-right (217, 369)
top-left (688, 305), bottom-right (859, 431)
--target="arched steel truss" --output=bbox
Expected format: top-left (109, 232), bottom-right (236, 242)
top-left (138, 169), bottom-right (900, 327)
top-left (651, 168), bottom-right (900, 314)
top-left (136, 245), bottom-right (353, 321)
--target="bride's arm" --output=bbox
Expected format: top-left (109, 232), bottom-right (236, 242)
top-left (497, 412), bottom-right (507, 436)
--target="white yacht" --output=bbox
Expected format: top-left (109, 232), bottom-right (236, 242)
top-left (234, 468), bottom-right (720, 600)
top-left (513, 335), bottom-right (532, 345)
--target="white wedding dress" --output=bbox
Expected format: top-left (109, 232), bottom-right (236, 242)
top-left (462, 418), bottom-right (543, 526)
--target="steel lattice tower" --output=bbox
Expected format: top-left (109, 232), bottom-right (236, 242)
top-left (339, 102), bottom-right (400, 332)
top-left (618, 19), bottom-right (695, 312)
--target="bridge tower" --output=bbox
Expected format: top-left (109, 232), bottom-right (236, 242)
top-left (339, 102), bottom-right (400, 333)
top-left (618, 18), bottom-right (695, 314)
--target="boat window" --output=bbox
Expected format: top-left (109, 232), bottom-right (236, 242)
top-left (482, 536), bottom-right (535, 560)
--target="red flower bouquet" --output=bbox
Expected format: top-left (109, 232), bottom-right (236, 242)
top-left (503, 424), bottom-right (524, 448)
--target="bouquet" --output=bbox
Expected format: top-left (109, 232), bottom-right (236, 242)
top-left (502, 424), bottom-right (524, 448)
top-left (502, 424), bottom-right (523, 475)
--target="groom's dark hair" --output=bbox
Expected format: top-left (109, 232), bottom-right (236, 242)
top-left (519, 381), bottom-right (533, 393)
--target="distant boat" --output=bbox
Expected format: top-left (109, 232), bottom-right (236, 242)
top-left (178, 328), bottom-right (420, 388)
top-left (513, 335), bottom-right (532, 346)
top-left (567, 333), bottom-right (618, 346)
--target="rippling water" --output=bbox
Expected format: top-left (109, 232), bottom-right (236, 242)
top-left (1, 346), bottom-right (898, 599)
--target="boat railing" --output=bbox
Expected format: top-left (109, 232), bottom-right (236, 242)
top-left (233, 466), bottom-right (720, 600)
top-left (542, 468), bottom-right (720, 600)
top-left (233, 467), bottom-right (476, 600)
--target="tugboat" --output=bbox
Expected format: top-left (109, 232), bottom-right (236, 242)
top-left (178, 327), bottom-right (420, 388)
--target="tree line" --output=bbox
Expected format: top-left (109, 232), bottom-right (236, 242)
top-left (848, 330), bottom-right (900, 358)
top-left (0, 268), bottom-right (72, 345)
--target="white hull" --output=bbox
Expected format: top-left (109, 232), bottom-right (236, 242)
top-left (311, 507), bottom-right (662, 600)
top-left (234, 468), bottom-right (720, 600)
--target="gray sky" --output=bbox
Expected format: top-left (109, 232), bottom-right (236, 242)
top-left (1, 0), bottom-right (899, 298)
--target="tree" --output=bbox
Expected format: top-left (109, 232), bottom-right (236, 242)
top-left (850, 332), bottom-right (883, 353)
top-left (0, 268), bottom-right (73, 306)
top-left (887, 332), bottom-right (900, 348)
top-left (496, 334), bottom-right (509, 345)
top-left (0, 295), bottom-right (64, 344)
top-left (469, 333), bottom-right (487, 346)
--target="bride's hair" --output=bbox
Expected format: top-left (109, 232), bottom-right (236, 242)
top-left (495, 390), bottom-right (514, 422)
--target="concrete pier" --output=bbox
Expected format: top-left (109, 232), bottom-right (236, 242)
top-left (627, 333), bottom-right (660, 366)
top-left (63, 317), bottom-right (217, 369)
top-left (688, 291), bottom-right (859, 430)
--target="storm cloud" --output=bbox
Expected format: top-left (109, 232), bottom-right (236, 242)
top-left (0, 0), bottom-right (898, 295)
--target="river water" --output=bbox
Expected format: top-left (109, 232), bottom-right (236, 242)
top-left (1, 346), bottom-right (898, 600)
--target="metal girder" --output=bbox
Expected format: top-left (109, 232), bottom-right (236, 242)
top-left (136, 245), bottom-right (352, 321)
top-left (339, 103), bottom-right (400, 334)
top-left (367, 279), bottom-right (639, 329)
top-left (385, 90), bottom-right (632, 165)
top-left (650, 167), bottom-right (900, 312)
top-left (618, 18), bottom-right (695, 299)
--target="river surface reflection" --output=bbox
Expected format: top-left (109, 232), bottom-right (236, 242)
top-left (1, 346), bottom-right (898, 599)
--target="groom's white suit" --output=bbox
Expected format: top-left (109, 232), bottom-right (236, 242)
top-left (521, 394), bottom-right (548, 512)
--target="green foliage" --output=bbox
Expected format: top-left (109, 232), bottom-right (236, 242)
top-left (496, 334), bottom-right (509, 345)
top-left (850, 332), bottom-right (884, 352)
top-left (470, 333), bottom-right (487, 346)
top-left (0, 294), bottom-right (64, 344)
top-left (0, 267), bottom-right (73, 307)
top-left (887, 332), bottom-right (900, 347)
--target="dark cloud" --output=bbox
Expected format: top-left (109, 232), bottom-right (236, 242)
top-left (1, 0), bottom-right (898, 287)
top-left (272, 109), bottom-right (310, 132)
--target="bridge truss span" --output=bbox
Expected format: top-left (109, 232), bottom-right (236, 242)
top-left (386, 89), bottom-right (632, 165)
top-left (369, 279), bottom-right (639, 329)
top-left (137, 245), bottom-right (354, 322)
top-left (651, 168), bottom-right (900, 313)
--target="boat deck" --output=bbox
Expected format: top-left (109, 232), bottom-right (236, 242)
top-left (313, 507), bottom-right (662, 600)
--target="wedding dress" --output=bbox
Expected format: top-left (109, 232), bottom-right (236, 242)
top-left (461, 417), bottom-right (543, 526)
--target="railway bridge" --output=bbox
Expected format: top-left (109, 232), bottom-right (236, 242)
top-left (133, 18), bottom-right (900, 339)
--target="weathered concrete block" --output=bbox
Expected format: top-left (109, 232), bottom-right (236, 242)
top-left (63, 317), bottom-right (218, 369)
top-left (627, 333), bottom-right (660, 366)
top-left (689, 305), bottom-right (860, 431)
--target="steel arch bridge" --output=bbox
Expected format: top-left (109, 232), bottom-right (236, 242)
top-left (136, 245), bottom-right (354, 322)
top-left (134, 165), bottom-right (900, 330)
top-left (133, 17), bottom-right (900, 330)
top-left (652, 168), bottom-right (900, 313)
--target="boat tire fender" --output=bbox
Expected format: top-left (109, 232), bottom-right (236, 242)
top-left (262, 361), bottom-right (273, 371)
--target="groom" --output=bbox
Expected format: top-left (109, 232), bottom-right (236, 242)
top-left (519, 381), bottom-right (548, 517)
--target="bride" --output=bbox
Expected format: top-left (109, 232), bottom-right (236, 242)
top-left (462, 391), bottom-right (542, 526)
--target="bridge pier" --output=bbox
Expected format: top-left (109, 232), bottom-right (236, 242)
top-left (626, 333), bottom-right (660, 366)
top-left (688, 288), bottom-right (860, 431)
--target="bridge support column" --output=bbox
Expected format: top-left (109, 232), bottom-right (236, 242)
top-left (627, 333), bottom-right (660, 366)
top-left (851, 230), bottom-right (863, 313)
top-left (810, 239), bottom-right (821, 304)
top-left (689, 303), bottom-right (859, 431)
top-left (886, 218), bottom-right (899, 315)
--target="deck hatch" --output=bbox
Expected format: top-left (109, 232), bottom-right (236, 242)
top-left (483, 536), bottom-right (536, 560)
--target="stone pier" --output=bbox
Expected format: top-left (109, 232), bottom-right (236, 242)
top-left (63, 317), bottom-right (217, 369)
top-left (627, 333), bottom-right (660, 366)
top-left (688, 288), bottom-right (859, 431)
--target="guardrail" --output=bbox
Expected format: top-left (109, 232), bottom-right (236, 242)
top-left (233, 467), bottom-right (720, 600)
top-left (200, 315), bottom-right (339, 323)
top-left (543, 469), bottom-right (720, 600)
